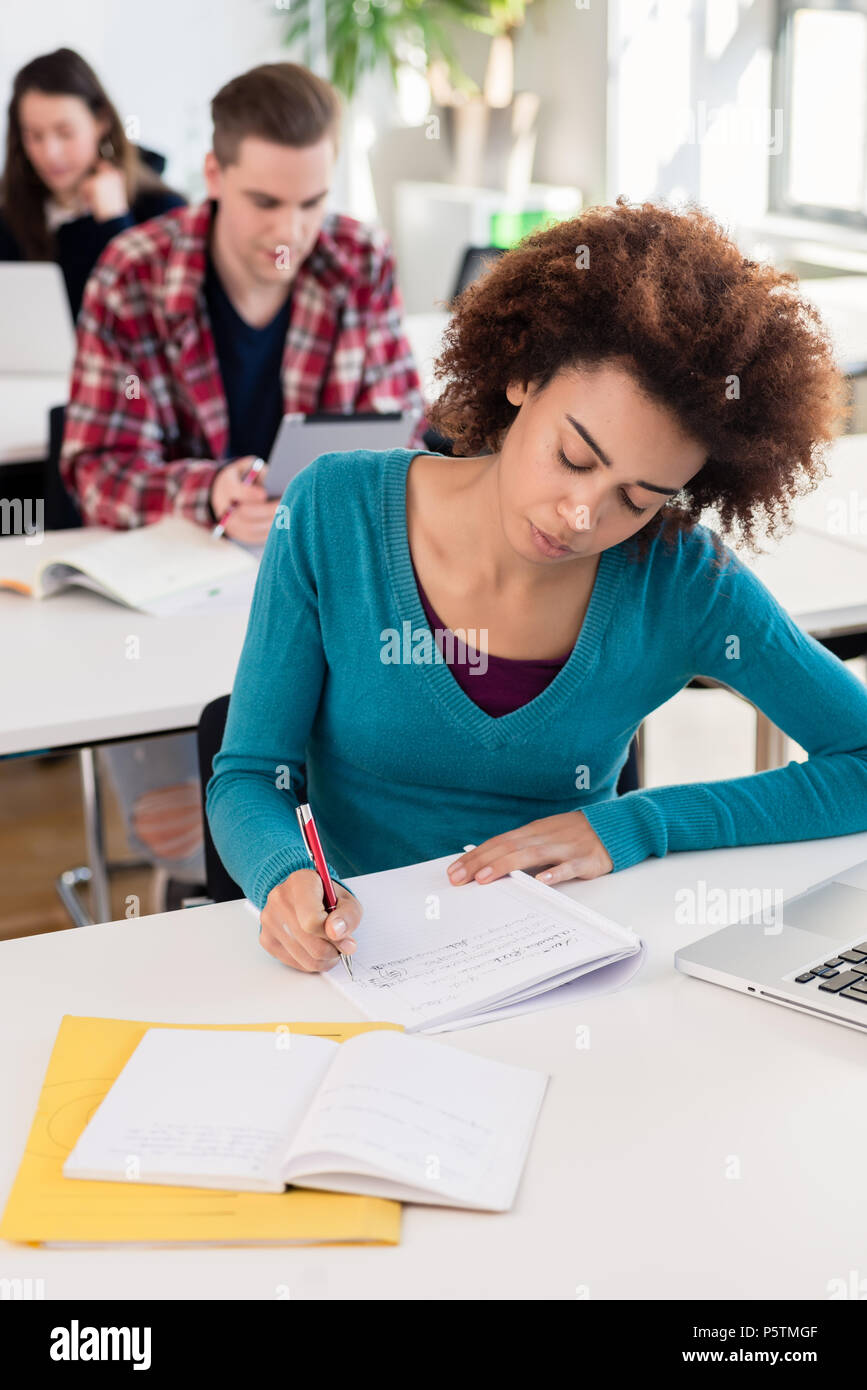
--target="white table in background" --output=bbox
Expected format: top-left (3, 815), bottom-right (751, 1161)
top-left (0, 585), bottom-right (248, 757)
top-left (0, 375), bottom-right (68, 465)
top-left (790, 432), bottom-right (867, 551)
top-left (799, 277), bottom-right (867, 376)
top-left (1, 829), bottom-right (866, 1299)
top-left (697, 434), bottom-right (867, 632)
top-left (746, 524), bottom-right (867, 639)
top-left (0, 537), bottom-right (250, 925)
top-left (699, 473), bottom-right (867, 767)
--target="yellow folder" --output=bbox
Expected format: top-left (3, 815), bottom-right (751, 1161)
top-left (0, 1015), bottom-right (403, 1246)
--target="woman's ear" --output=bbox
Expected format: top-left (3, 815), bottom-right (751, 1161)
top-left (506, 380), bottom-right (527, 408)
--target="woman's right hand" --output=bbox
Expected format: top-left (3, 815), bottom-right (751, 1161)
top-left (259, 870), bottom-right (362, 972)
top-left (79, 159), bottom-right (129, 221)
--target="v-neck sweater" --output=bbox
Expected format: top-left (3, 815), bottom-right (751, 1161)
top-left (206, 448), bottom-right (867, 910)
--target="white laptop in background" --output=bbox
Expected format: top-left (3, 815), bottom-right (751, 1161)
top-left (265, 410), bottom-right (422, 498)
top-left (675, 856), bottom-right (867, 1033)
top-left (0, 264), bottom-right (75, 463)
top-left (0, 262), bottom-right (75, 375)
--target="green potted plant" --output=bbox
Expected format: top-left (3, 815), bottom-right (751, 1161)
top-left (281, 0), bottom-right (540, 189)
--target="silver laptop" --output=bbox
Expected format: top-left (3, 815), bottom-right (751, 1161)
top-left (0, 263), bottom-right (75, 374)
top-left (675, 856), bottom-right (867, 1032)
top-left (265, 410), bottom-right (421, 498)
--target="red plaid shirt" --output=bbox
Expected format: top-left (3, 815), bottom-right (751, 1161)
top-left (61, 200), bottom-right (428, 528)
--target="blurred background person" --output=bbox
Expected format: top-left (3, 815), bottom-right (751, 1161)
top-left (0, 47), bottom-right (184, 317)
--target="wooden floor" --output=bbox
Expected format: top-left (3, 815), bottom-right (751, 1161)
top-left (0, 752), bottom-right (156, 940)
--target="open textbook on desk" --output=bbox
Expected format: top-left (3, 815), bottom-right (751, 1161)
top-left (0, 517), bottom-right (257, 614)
top-left (247, 851), bottom-right (646, 1033)
top-left (63, 1027), bottom-right (547, 1212)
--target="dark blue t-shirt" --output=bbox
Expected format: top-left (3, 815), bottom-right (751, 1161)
top-left (204, 254), bottom-right (291, 461)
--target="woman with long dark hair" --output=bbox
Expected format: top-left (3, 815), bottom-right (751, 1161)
top-left (0, 47), bottom-right (184, 316)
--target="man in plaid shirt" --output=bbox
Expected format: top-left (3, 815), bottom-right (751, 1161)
top-left (60, 61), bottom-right (431, 899)
top-left (61, 62), bottom-right (428, 536)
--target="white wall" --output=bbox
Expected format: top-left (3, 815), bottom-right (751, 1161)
top-left (0, 0), bottom-right (296, 200)
top-left (516, 0), bottom-right (608, 205)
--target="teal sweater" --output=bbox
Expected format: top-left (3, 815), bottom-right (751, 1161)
top-left (206, 448), bottom-right (867, 910)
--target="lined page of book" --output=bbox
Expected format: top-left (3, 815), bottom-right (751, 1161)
top-left (64, 517), bottom-right (256, 609)
top-left (63, 1029), bottom-right (338, 1191)
top-left (421, 943), bottom-right (648, 1032)
top-left (282, 1028), bottom-right (548, 1210)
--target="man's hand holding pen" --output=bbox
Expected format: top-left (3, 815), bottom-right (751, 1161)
top-left (210, 455), bottom-right (276, 543)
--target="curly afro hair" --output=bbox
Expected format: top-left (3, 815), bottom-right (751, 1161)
top-left (427, 196), bottom-right (849, 558)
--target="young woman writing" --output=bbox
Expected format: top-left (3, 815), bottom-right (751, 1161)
top-left (207, 197), bottom-right (867, 973)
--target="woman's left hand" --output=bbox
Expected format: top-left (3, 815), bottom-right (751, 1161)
top-left (447, 812), bottom-right (613, 887)
top-left (80, 160), bottom-right (129, 221)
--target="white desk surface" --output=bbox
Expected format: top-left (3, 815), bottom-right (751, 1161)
top-left (0, 375), bottom-right (68, 465)
top-left (0, 584), bottom-right (248, 757)
top-left (790, 432), bottom-right (867, 552)
top-left (746, 525), bottom-right (867, 636)
top-left (2, 829), bottom-right (866, 1298)
top-left (799, 277), bottom-right (867, 372)
top-left (695, 433), bottom-right (867, 633)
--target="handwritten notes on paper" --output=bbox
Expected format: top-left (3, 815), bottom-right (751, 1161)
top-left (331, 853), bottom-right (639, 1031)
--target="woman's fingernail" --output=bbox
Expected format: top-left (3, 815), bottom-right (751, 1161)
top-left (330, 917), bottom-right (346, 938)
top-left (343, 939), bottom-right (356, 953)
top-left (476, 867), bottom-right (492, 881)
top-left (449, 864), bottom-right (466, 882)
top-left (540, 872), bottom-right (553, 881)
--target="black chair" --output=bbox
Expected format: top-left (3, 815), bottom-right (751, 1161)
top-left (450, 245), bottom-right (506, 302)
top-left (197, 694), bottom-right (244, 903)
top-left (197, 691), bottom-right (643, 902)
top-left (137, 145), bottom-right (167, 176)
top-left (820, 632), bottom-right (867, 662)
top-left (44, 404), bottom-right (82, 530)
top-left (420, 424), bottom-right (455, 456)
top-left (616, 735), bottom-right (641, 794)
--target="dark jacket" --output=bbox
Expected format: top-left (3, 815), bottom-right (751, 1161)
top-left (0, 181), bottom-right (186, 318)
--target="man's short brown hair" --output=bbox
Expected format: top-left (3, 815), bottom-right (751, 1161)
top-left (211, 63), bottom-right (341, 165)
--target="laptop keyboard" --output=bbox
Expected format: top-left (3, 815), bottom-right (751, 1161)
top-left (794, 941), bottom-right (867, 1002)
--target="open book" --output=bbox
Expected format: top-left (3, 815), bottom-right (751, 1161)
top-left (261, 851), bottom-right (645, 1033)
top-left (0, 517), bottom-right (257, 615)
top-left (62, 1026), bottom-right (547, 1212)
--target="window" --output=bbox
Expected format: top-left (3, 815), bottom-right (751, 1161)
top-left (771, 0), bottom-right (867, 227)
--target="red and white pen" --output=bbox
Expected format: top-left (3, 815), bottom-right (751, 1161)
top-left (211, 456), bottom-right (266, 539)
top-left (295, 802), bottom-right (353, 978)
